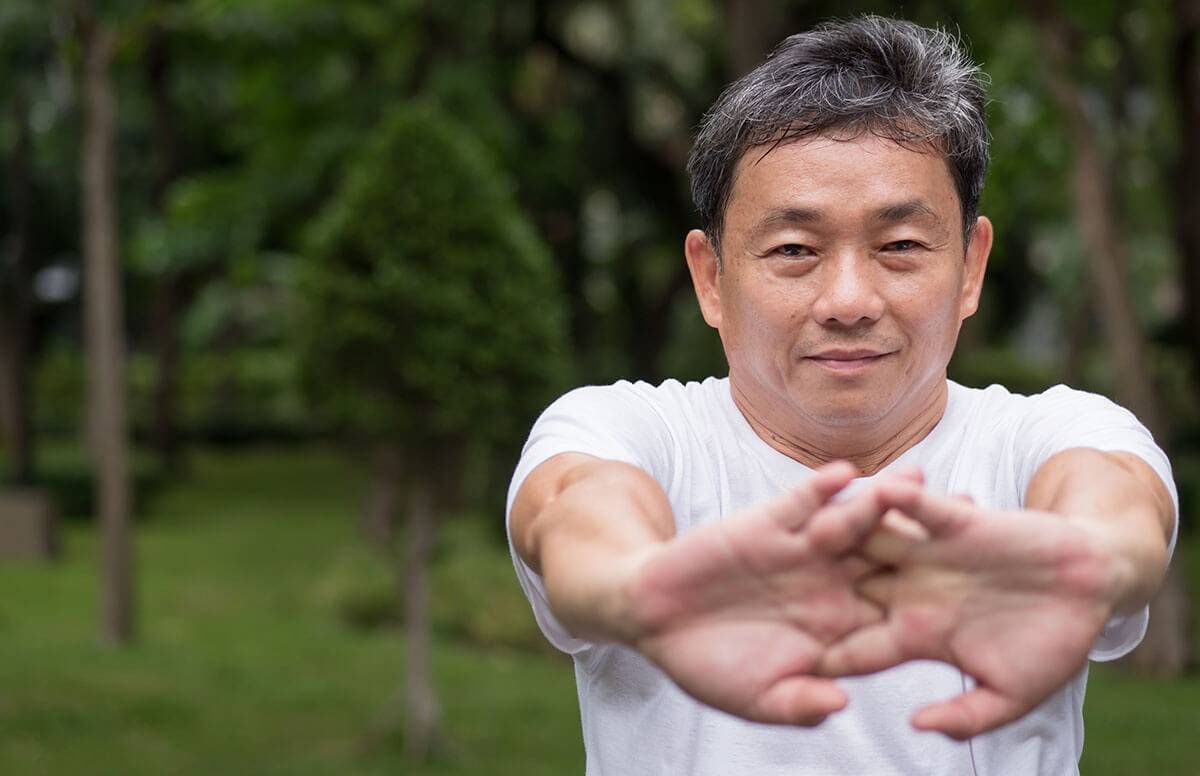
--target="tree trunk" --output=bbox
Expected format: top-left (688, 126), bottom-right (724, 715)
top-left (146, 8), bottom-right (187, 473)
top-left (1173, 0), bottom-right (1200, 413)
top-left (402, 472), bottom-right (440, 761)
top-left (81, 19), bottom-right (135, 645)
top-left (1043, 75), bottom-right (1163, 436)
top-left (364, 444), bottom-right (401, 547)
top-left (1061, 297), bottom-right (1092, 388)
top-left (1114, 18), bottom-right (1197, 675)
top-left (1035, 6), bottom-right (1190, 675)
top-left (0, 90), bottom-right (35, 485)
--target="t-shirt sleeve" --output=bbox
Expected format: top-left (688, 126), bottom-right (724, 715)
top-left (1013, 385), bottom-right (1180, 661)
top-left (504, 382), bottom-right (676, 655)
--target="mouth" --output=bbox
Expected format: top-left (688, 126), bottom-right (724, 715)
top-left (805, 349), bottom-right (893, 373)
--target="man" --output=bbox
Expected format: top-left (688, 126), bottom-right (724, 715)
top-left (506, 15), bottom-right (1177, 776)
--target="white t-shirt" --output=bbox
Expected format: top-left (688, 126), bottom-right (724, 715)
top-left (505, 377), bottom-right (1178, 776)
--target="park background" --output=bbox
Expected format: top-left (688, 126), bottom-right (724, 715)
top-left (0, 0), bottom-right (1198, 773)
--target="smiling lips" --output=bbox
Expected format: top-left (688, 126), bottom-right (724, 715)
top-left (806, 349), bottom-right (892, 373)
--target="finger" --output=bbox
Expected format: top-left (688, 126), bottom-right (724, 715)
top-left (805, 460), bottom-right (860, 503)
top-left (840, 554), bottom-right (876, 580)
top-left (753, 675), bottom-right (848, 726)
top-left (885, 464), bottom-right (924, 485)
top-left (849, 595), bottom-right (886, 627)
top-left (860, 510), bottom-right (927, 565)
top-left (805, 487), bottom-right (888, 555)
top-left (770, 461), bottom-right (859, 531)
top-left (855, 571), bottom-right (897, 607)
top-left (818, 620), bottom-right (907, 678)
top-left (911, 687), bottom-right (1022, 740)
top-left (877, 484), bottom-right (975, 538)
top-left (882, 508), bottom-right (929, 539)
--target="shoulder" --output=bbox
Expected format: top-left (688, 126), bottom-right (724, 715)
top-left (1014, 383), bottom-right (1130, 414)
top-left (951, 380), bottom-right (1160, 463)
top-left (949, 380), bottom-right (1134, 427)
top-left (514, 376), bottom-right (725, 495)
top-left (961, 380), bottom-right (1173, 499)
top-left (946, 379), bottom-right (1164, 474)
top-left (543, 376), bottom-right (725, 428)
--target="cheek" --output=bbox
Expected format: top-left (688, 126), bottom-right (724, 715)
top-left (725, 276), bottom-right (796, 335)
top-left (904, 287), bottom-right (967, 352)
top-left (888, 274), bottom-right (965, 340)
top-left (719, 282), bottom-right (804, 378)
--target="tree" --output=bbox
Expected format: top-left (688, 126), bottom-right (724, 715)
top-left (143, 1), bottom-right (187, 472)
top-left (1172, 0), bottom-right (1200, 406)
top-left (1030, 1), bottom-right (1190, 674)
top-left (0, 87), bottom-right (35, 485)
top-left (0, 0), bottom-right (55, 486)
top-left (297, 104), bottom-right (569, 760)
top-left (77, 1), bottom-right (134, 644)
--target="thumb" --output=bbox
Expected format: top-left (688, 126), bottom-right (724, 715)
top-left (752, 675), bottom-right (848, 726)
top-left (818, 619), bottom-right (908, 678)
top-left (912, 686), bottom-right (1023, 739)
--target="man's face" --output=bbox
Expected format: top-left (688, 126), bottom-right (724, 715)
top-left (686, 133), bottom-right (991, 431)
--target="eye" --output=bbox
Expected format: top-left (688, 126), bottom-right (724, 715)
top-left (773, 243), bottom-right (815, 258)
top-left (881, 239), bottom-right (924, 252)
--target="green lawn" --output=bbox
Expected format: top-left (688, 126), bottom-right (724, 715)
top-left (0, 446), bottom-right (1196, 774)
top-left (0, 447), bottom-right (581, 776)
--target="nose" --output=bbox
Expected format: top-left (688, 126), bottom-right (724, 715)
top-left (809, 253), bottom-right (885, 327)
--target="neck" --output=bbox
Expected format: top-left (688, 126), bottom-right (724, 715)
top-left (731, 379), bottom-right (948, 476)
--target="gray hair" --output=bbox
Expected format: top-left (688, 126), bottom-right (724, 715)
top-left (688, 15), bottom-right (990, 256)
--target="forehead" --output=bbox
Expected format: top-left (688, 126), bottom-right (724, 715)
top-left (724, 134), bottom-right (961, 233)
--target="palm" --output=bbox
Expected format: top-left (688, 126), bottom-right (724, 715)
top-left (626, 463), bottom-right (902, 725)
top-left (823, 486), bottom-right (1112, 738)
top-left (925, 523), bottom-right (1104, 695)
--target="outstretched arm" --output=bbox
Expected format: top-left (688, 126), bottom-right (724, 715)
top-left (511, 455), bottom-right (915, 725)
top-left (511, 452), bottom-right (675, 644)
top-left (1025, 448), bottom-right (1173, 613)
top-left (821, 447), bottom-right (1175, 739)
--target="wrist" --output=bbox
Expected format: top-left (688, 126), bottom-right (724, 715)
top-left (542, 534), bottom-right (665, 646)
top-left (1065, 512), bottom-right (1167, 618)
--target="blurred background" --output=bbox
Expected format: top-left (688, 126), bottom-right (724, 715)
top-left (0, 0), bottom-right (1197, 774)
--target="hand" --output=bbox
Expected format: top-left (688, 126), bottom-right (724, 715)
top-left (821, 482), bottom-right (1116, 739)
top-left (625, 462), bottom-right (919, 726)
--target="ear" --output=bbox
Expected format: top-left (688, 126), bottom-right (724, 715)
top-left (959, 216), bottom-right (992, 320)
top-left (685, 229), bottom-right (723, 329)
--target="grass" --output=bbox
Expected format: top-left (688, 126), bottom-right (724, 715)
top-left (0, 444), bottom-right (1197, 774)
top-left (0, 446), bottom-right (581, 775)
top-left (1082, 664), bottom-right (1200, 774)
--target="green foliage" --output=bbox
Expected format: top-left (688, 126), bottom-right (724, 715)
top-left (431, 519), bottom-right (556, 652)
top-left (314, 519), bottom-right (552, 653)
top-left (948, 345), bottom-right (1058, 396)
top-left (33, 343), bottom-right (309, 445)
top-left (0, 2), bottom-right (52, 83)
top-left (131, 172), bottom-right (266, 277)
top-left (297, 104), bottom-right (570, 448)
top-left (0, 439), bottom-right (162, 520)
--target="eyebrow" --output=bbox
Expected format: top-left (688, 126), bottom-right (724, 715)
top-left (746, 199), bottom-right (948, 241)
top-left (874, 199), bottom-right (943, 226)
top-left (745, 207), bottom-right (824, 241)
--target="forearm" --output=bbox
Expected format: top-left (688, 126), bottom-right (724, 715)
top-left (1026, 447), bottom-right (1174, 615)
top-left (515, 457), bottom-right (675, 644)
